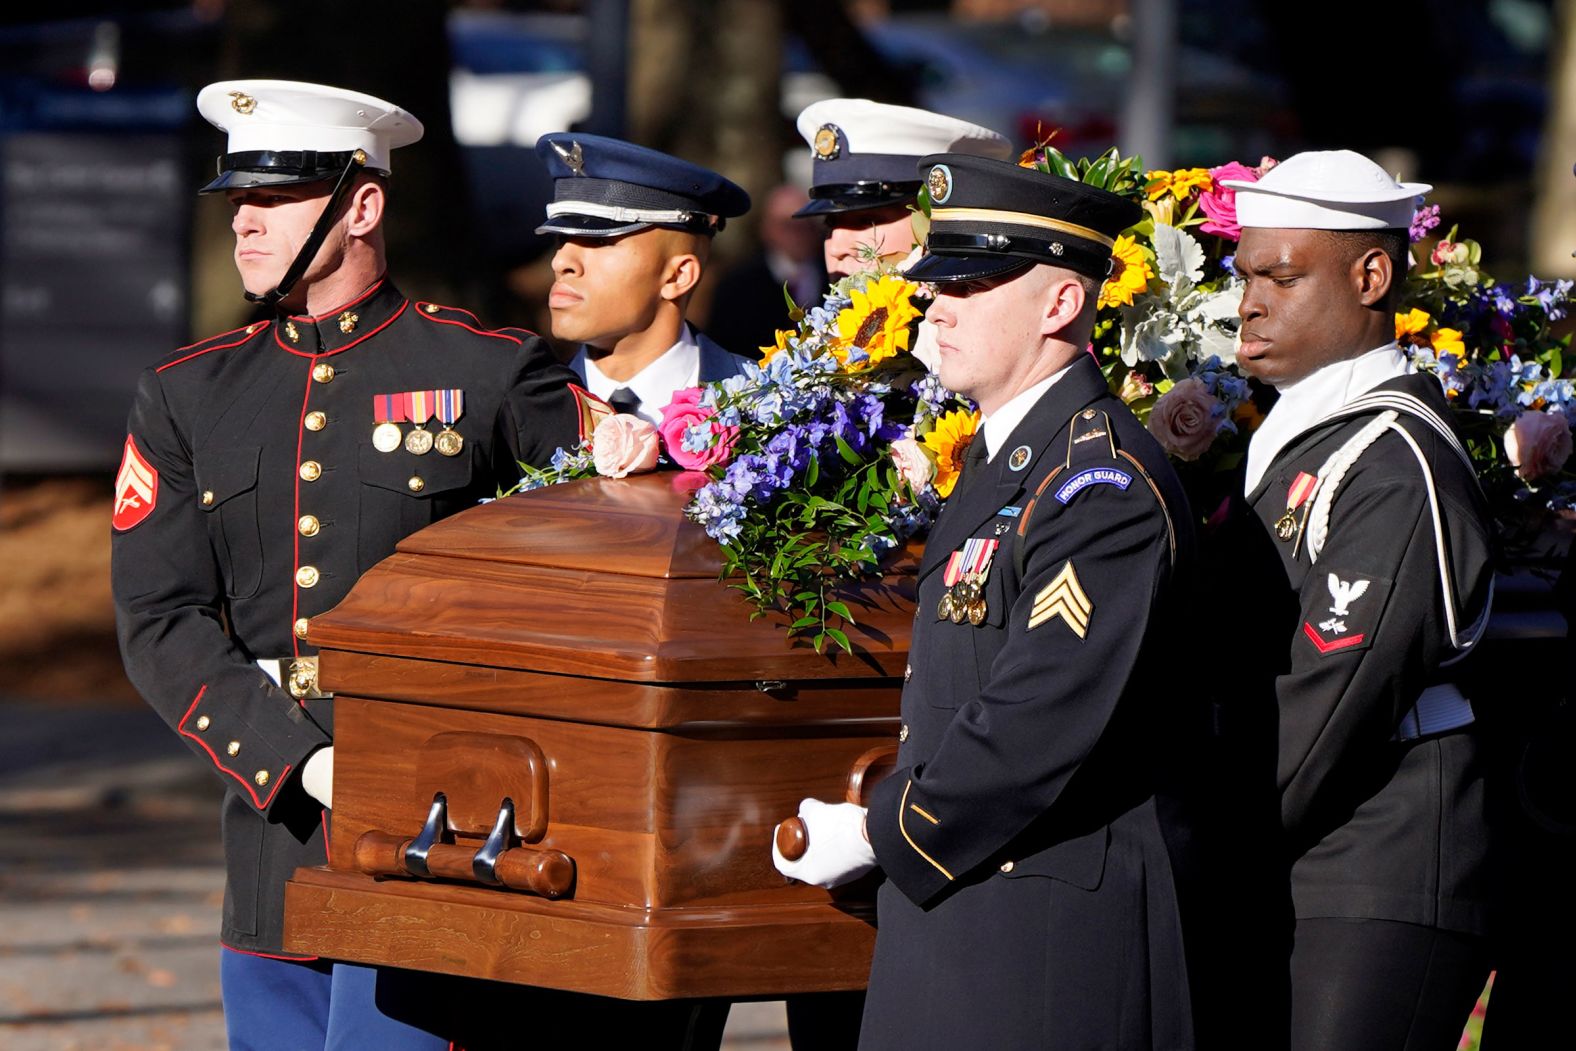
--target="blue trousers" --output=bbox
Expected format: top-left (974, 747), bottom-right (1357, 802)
top-left (220, 948), bottom-right (453, 1051)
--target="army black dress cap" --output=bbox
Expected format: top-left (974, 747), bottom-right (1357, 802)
top-left (793, 98), bottom-right (1010, 218)
top-left (195, 80), bottom-right (423, 194)
top-left (903, 154), bottom-right (1142, 284)
top-left (535, 132), bottom-right (750, 238)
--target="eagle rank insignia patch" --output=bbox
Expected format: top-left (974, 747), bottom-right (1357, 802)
top-left (1028, 561), bottom-right (1091, 637)
top-left (1301, 571), bottom-right (1390, 655)
top-left (112, 435), bottom-right (159, 532)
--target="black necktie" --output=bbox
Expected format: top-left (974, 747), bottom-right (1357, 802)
top-left (607, 387), bottom-right (641, 415)
top-left (954, 433), bottom-right (989, 496)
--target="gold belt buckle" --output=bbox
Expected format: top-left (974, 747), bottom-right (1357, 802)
top-left (286, 656), bottom-right (326, 700)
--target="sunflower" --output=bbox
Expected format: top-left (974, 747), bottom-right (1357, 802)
top-left (1098, 235), bottom-right (1154, 311)
top-left (1394, 308), bottom-right (1431, 341)
top-left (1430, 327), bottom-right (1466, 356)
top-left (921, 408), bottom-right (981, 498)
top-left (1144, 167), bottom-right (1212, 201)
top-left (834, 276), bottom-right (924, 368)
top-left (759, 327), bottom-right (793, 365)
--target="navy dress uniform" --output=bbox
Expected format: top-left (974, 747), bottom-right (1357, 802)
top-left (110, 80), bottom-right (591, 1049)
top-left (786, 155), bottom-right (1204, 1049)
top-left (533, 132), bottom-right (753, 414)
top-left (1216, 153), bottom-right (1497, 1050)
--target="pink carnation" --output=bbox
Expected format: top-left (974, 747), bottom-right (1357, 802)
top-left (658, 387), bottom-right (739, 471)
top-left (1505, 410), bottom-right (1573, 482)
top-left (1147, 378), bottom-right (1224, 461)
top-left (1198, 161), bottom-right (1260, 242)
top-left (591, 413), bottom-right (660, 478)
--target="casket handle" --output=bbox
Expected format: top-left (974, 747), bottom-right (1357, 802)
top-left (775, 744), bottom-right (900, 864)
top-left (354, 792), bottom-right (575, 899)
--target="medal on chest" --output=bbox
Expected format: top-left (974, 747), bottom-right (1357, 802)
top-left (434, 389), bottom-right (466, 457)
top-left (1274, 471), bottom-right (1319, 542)
top-left (405, 390), bottom-right (435, 455)
top-left (938, 537), bottom-right (999, 625)
top-left (372, 393), bottom-right (407, 452)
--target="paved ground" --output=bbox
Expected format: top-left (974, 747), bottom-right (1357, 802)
top-left (0, 699), bottom-right (791, 1050)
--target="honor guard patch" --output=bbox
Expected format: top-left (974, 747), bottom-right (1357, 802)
top-left (1028, 561), bottom-right (1092, 637)
top-left (112, 435), bottom-right (159, 531)
top-left (1054, 466), bottom-right (1132, 505)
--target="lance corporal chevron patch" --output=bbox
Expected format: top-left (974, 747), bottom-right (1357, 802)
top-left (112, 435), bottom-right (159, 532)
top-left (1028, 561), bottom-right (1092, 637)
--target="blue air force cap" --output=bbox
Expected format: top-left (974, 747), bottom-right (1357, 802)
top-left (902, 154), bottom-right (1142, 284)
top-left (794, 99), bottom-right (1011, 218)
top-left (534, 133), bottom-right (750, 238)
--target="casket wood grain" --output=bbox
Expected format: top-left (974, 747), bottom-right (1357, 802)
top-left (283, 472), bottom-right (912, 999)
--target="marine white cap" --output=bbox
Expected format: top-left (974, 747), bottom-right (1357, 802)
top-left (196, 79), bottom-right (423, 180)
top-left (1224, 149), bottom-right (1431, 231)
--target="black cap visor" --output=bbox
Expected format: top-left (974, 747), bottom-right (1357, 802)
top-left (902, 251), bottom-right (1035, 284)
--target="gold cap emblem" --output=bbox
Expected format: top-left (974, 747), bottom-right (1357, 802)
top-left (228, 91), bottom-right (257, 115)
top-left (813, 125), bottom-right (840, 161)
top-left (338, 311), bottom-right (358, 335)
top-left (284, 321), bottom-right (300, 343)
top-left (927, 164), bottom-right (953, 205)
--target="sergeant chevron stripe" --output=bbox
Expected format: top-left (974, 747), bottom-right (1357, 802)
top-left (1028, 561), bottom-right (1092, 637)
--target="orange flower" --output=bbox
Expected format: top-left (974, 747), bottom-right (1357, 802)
top-left (920, 409), bottom-right (980, 498)
top-left (1394, 308), bottom-right (1431, 340)
top-left (1430, 327), bottom-right (1466, 356)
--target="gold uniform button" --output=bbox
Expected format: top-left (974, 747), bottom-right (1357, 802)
top-left (898, 724), bottom-right (909, 743)
top-left (294, 617), bottom-right (311, 639)
top-left (254, 770), bottom-right (270, 787)
top-left (423, 302), bottom-right (440, 314)
top-left (305, 411), bottom-right (327, 431)
top-left (200, 490), bottom-right (215, 507)
top-left (407, 476), bottom-right (425, 493)
top-left (299, 460), bottom-right (322, 482)
top-left (312, 363), bottom-right (335, 383)
top-left (195, 715), bottom-right (211, 731)
top-left (226, 740), bottom-right (241, 757)
top-left (296, 565), bottom-right (320, 588)
top-left (999, 860), bottom-right (1015, 874)
top-left (298, 514), bottom-right (320, 537)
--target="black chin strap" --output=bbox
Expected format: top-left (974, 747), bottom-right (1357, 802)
top-left (246, 150), bottom-right (368, 309)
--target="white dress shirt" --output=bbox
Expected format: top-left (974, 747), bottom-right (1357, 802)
top-left (980, 361), bottom-right (1077, 461)
top-left (571, 323), bottom-right (702, 427)
top-left (1242, 342), bottom-right (1409, 496)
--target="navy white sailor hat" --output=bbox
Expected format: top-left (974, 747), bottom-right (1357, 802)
top-left (195, 80), bottom-right (423, 194)
top-left (794, 99), bottom-right (1011, 218)
top-left (1224, 150), bottom-right (1431, 231)
top-left (902, 154), bottom-right (1141, 283)
top-left (534, 133), bottom-right (750, 238)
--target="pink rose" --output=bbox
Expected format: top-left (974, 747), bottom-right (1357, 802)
top-left (890, 436), bottom-right (935, 491)
top-left (1147, 377), bottom-right (1225, 461)
top-left (1197, 160), bottom-right (1259, 241)
top-left (591, 413), bottom-right (660, 478)
top-left (1505, 410), bottom-right (1573, 482)
top-left (658, 387), bottom-right (739, 470)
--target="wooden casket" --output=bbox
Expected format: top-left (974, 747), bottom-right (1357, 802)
top-left (283, 472), bottom-right (913, 1000)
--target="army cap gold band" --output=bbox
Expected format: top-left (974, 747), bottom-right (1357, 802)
top-left (928, 207), bottom-right (1116, 249)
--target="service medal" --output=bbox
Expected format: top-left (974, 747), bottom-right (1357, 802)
top-left (405, 390), bottom-right (435, 455)
top-left (1274, 512), bottom-right (1297, 541)
top-left (434, 389), bottom-right (465, 457)
top-left (371, 393), bottom-right (408, 453)
top-left (948, 592), bottom-right (967, 624)
top-left (937, 592), bottom-right (955, 621)
top-left (372, 422), bottom-right (403, 453)
top-left (1278, 472), bottom-right (1319, 544)
top-left (967, 599), bottom-right (986, 626)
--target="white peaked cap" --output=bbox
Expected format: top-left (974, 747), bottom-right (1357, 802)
top-left (796, 98), bottom-right (1011, 159)
top-left (196, 79), bottom-right (423, 175)
top-left (1224, 150), bottom-right (1431, 231)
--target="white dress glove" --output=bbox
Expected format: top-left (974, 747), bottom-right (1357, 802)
top-left (772, 797), bottom-right (877, 889)
top-left (301, 746), bottom-right (334, 809)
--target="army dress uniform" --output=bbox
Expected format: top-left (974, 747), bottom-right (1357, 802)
top-left (112, 277), bottom-right (587, 955)
top-left (854, 155), bottom-right (1203, 1051)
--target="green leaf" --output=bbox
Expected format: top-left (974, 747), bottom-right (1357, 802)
top-left (824, 627), bottom-right (852, 654)
top-left (825, 600), bottom-right (854, 623)
top-left (834, 435), bottom-right (861, 465)
top-left (805, 452), bottom-right (820, 487)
